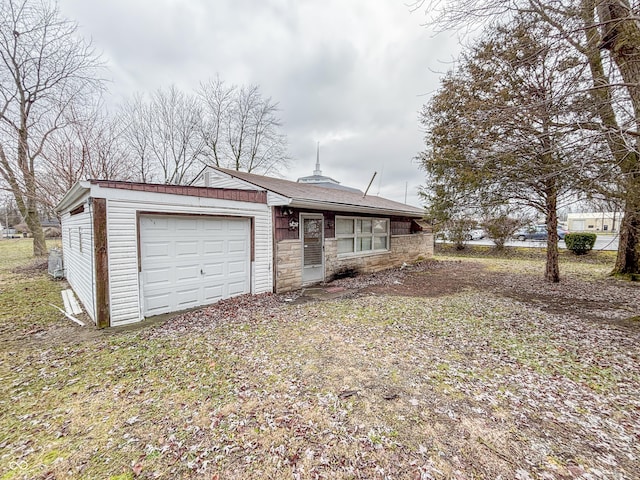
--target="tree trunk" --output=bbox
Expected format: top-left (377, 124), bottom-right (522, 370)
top-left (2, 172), bottom-right (47, 256)
top-left (545, 189), bottom-right (560, 283)
top-left (24, 209), bottom-right (47, 256)
top-left (614, 190), bottom-right (640, 274)
top-left (18, 120), bottom-right (47, 257)
top-left (595, 0), bottom-right (640, 274)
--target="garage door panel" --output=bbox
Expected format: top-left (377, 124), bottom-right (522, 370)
top-left (175, 240), bottom-right (199, 256)
top-left (228, 220), bottom-right (248, 232)
top-left (175, 289), bottom-right (200, 308)
top-left (144, 242), bottom-right (171, 258)
top-left (203, 262), bottom-right (224, 278)
top-left (203, 285), bottom-right (224, 302)
top-left (145, 267), bottom-right (172, 286)
top-left (204, 240), bottom-right (224, 254)
top-left (228, 280), bottom-right (247, 296)
top-left (175, 217), bottom-right (198, 231)
top-left (145, 292), bottom-right (171, 314)
top-left (228, 239), bottom-right (247, 253)
top-left (140, 215), bottom-right (250, 317)
top-left (203, 221), bottom-right (223, 231)
top-left (175, 264), bottom-right (201, 283)
top-left (228, 260), bottom-right (247, 275)
top-left (142, 217), bottom-right (169, 230)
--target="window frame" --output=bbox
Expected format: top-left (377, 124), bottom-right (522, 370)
top-left (335, 216), bottom-right (390, 256)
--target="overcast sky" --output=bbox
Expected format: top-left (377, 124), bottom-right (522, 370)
top-left (57, 0), bottom-right (458, 206)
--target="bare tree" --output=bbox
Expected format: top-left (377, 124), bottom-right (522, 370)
top-left (199, 76), bottom-right (234, 167)
top-left (415, 0), bottom-right (640, 275)
top-left (120, 93), bottom-right (155, 183)
top-left (199, 79), bottom-right (289, 175)
top-left (39, 101), bottom-right (136, 209)
top-left (0, 0), bottom-right (103, 256)
top-left (120, 79), bottom-right (290, 183)
top-left (121, 86), bottom-right (207, 184)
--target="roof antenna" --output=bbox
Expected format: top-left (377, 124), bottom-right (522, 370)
top-left (314, 141), bottom-right (322, 176)
top-left (363, 171), bottom-right (377, 197)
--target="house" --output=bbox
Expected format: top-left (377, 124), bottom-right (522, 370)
top-left (56, 167), bottom-right (432, 328)
top-left (567, 212), bottom-right (623, 232)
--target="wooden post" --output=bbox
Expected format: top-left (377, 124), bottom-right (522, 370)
top-left (92, 198), bottom-right (110, 328)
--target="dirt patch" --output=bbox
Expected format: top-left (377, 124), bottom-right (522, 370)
top-left (356, 259), bottom-right (485, 298)
top-left (11, 257), bottom-right (48, 276)
top-left (3, 318), bottom-right (106, 350)
top-left (326, 259), bottom-right (640, 328)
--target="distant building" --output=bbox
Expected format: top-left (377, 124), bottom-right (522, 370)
top-left (567, 212), bottom-right (623, 232)
top-left (297, 143), bottom-right (363, 194)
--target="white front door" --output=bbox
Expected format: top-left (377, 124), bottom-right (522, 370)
top-left (139, 215), bottom-right (250, 317)
top-left (301, 215), bottom-right (324, 284)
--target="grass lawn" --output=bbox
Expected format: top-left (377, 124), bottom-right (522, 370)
top-left (1, 240), bottom-right (639, 479)
top-left (0, 239), bottom-right (64, 334)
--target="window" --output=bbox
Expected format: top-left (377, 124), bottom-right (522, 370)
top-left (336, 216), bottom-right (389, 255)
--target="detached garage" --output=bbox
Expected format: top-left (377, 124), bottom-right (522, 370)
top-left (56, 180), bottom-right (272, 328)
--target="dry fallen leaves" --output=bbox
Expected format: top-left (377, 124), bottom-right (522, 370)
top-left (2, 258), bottom-right (639, 479)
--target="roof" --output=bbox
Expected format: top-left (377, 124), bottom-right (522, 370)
top-left (56, 169), bottom-right (425, 218)
top-left (212, 167), bottom-right (424, 217)
top-left (55, 179), bottom-right (269, 213)
top-left (567, 212), bottom-right (622, 219)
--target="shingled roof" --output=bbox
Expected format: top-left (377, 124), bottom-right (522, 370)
top-left (212, 167), bottom-right (424, 217)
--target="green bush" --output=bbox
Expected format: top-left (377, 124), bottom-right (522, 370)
top-left (564, 233), bottom-right (597, 255)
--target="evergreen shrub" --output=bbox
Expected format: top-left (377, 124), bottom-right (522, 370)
top-left (564, 233), bottom-right (597, 255)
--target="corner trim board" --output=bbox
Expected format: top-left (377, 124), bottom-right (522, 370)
top-left (92, 198), bottom-right (110, 328)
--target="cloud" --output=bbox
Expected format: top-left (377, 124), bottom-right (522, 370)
top-left (59, 0), bottom-right (456, 205)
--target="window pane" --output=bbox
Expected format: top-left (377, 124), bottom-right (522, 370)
top-left (337, 238), bottom-right (354, 254)
top-left (336, 218), bottom-right (354, 235)
top-left (357, 237), bottom-right (372, 252)
top-left (304, 218), bottom-right (322, 235)
top-left (374, 236), bottom-right (388, 250)
top-left (373, 219), bottom-right (388, 233)
top-left (358, 219), bottom-right (372, 233)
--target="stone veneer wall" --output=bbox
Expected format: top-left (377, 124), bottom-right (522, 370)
top-left (274, 232), bottom-right (434, 293)
top-left (324, 233), bottom-right (434, 282)
top-left (274, 239), bottom-right (302, 293)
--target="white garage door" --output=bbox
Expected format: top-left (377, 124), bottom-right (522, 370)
top-left (140, 215), bottom-right (250, 317)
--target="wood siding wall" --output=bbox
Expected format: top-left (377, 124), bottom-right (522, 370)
top-left (274, 208), bottom-right (414, 242)
top-left (92, 181), bottom-right (266, 204)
